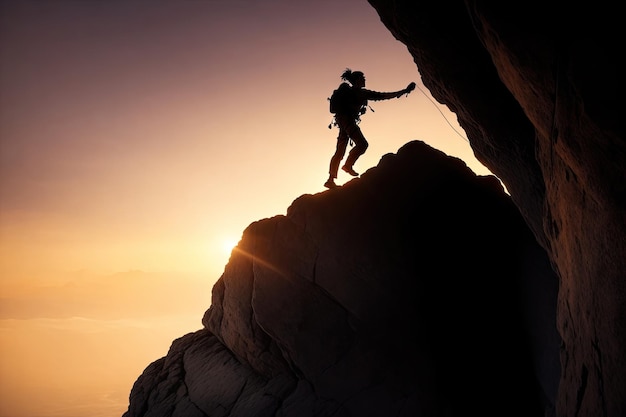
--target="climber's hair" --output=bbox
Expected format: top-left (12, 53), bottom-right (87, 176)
top-left (341, 68), bottom-right (365, 85)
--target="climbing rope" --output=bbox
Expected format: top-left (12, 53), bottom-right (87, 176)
top-left (415, 83), bottom-right (469, 143)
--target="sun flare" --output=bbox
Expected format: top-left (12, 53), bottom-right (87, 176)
top-left (221, 237), bottom-right (240, 255)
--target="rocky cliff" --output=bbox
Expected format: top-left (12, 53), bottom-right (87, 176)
top-left (365, 1), bottom-right (625, 416)
top-left (124, 141), bottom-right (560, 417)
top-left (124, 1), bottom-right (625, 416)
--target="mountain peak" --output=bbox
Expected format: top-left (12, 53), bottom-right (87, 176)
top-left (124, 140), bottom-right (559, 417)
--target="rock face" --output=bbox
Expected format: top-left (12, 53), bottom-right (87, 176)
top-left (124, 141), bottom-right (560, 417)
top-left (365, 2), bottom-right (625, 416)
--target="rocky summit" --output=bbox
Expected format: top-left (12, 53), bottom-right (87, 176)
top-left (124, 141), bottom-right (559, 417)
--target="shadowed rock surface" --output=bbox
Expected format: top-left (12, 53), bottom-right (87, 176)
top-left (124, 141), bottom-right (559, 417)
top-left (365, 1), bottom-right (625, 416)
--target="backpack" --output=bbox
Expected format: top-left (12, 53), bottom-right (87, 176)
top-left (329, 82), bottom-right (358, 114)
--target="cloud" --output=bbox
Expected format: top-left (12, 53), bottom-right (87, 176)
top-left (0, 269), bottom-right (211, 320)
top-left (0, 313), bottom-right (202, 417)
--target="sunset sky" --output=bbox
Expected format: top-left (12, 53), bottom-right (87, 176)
top-left (0, 1), bottom-right (492, 416)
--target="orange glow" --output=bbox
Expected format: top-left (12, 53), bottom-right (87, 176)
top-left (0, 1), bottom-right (494, 416)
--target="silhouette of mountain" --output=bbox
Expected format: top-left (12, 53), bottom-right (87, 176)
top-left (123, 141), bottom-right (559, 417)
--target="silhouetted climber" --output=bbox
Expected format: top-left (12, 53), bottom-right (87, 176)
top-left (324, 68), bottom-right (416, 189)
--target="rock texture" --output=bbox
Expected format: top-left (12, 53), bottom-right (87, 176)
top-left (364, 1), bottom-right (625, 416)
top-left (124, 141), bottom-right (560, 417)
